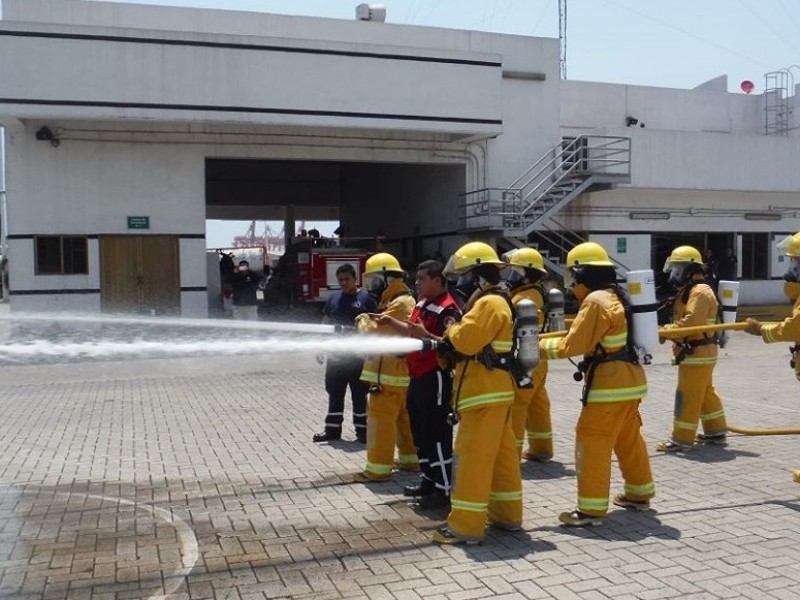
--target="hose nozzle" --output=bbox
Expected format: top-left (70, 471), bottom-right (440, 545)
top-left (420, 338), bottom-right (438, 352)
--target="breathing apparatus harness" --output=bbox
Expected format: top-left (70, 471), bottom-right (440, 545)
top-left (441, 286), bottom-right (531, 425)
top-left (572, 283), bottom-right (640, 406)
top-left (368, 286), bottom-right (414, 395)
top-left (672, 279), bottom-right (718, 365)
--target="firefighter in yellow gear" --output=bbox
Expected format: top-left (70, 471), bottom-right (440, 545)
top-left (501, 247), bottom-right (554, 461)
top-left (540, 242), bottom-right (654, 527)
top-left (656, 246), bottom-right (728, 452)
top-left (432, 242), bottom-right (522, 545)
top-left (352, 253), bottom-right (418, 482)
top-left (744, 232), bottom-right (800, 483)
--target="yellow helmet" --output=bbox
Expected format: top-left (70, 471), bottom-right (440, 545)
top-left (778, 232), bottom-right (800, 257)
top-left (566, 242), bottom-right (614, 268)
top-left (444, 241), bottom-right (504, 277)
top-left (502, 247), bottom-right (547, 274)
top-left (665, 245), bottom-right (703, 266)
top-left (364, 252), bottom-right (404, 276)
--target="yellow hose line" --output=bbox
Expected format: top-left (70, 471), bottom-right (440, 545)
top-left (541, 321), bottom-right (770, 341)
top-left (659, 322), bottom-right (751, 338)
top-left (727, 424), bottom-right (800, 436)
top-left (540, 330), bottom-right (568, 340)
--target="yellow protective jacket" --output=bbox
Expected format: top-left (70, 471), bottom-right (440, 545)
top-left (668, 278), bottom-right (719, 366)
top-left (511, 284), bottom-right (548, 385)
top-left (761, 294), bottom-right (800, 381)
top-left (540, 288), bottom-right (647, 403)
top-left (446, 287), bottom-right (515, 412)
top-left (357, 279), bottom-right (415, 388)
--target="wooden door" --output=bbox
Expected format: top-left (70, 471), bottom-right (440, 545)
top-left (100, 236), bottom-right (180, 314)
top-left (139, 236), bottom-right (180, 315)
top-left (100, 236), bottom-right (140, 313)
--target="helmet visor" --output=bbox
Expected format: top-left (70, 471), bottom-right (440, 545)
top-left (785, 257), bottom-right (800, 283)
top-left (366, 274), bottom-right (384, 293)
top-left (443, 255), bottom-right (460, 280)
top-left (565, 267), bottom-right (578, 288)
top-left (503, 265), bottom-right (525, 287)
top-left (777, 234), bottom-right (794, 254)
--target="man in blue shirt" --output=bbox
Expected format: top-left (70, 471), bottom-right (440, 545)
top-left (313, 263), bottom-right (378, 443)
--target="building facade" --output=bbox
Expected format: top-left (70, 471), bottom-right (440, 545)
top-left (0, 0), bottom-right (797, 313)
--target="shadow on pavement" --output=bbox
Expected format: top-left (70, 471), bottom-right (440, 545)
top-left (652, 446), bottom-right (761, 463)
top-left (521, 460), bottom-right (576, 480)
top-left (536, 510), bottom-right (681, 542)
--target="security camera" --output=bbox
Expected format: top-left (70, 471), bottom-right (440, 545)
top-left (35, 126), bottom-right (61, 147)
top-left (626, 116), bottom-right (639, 127)
top-left (35, 126), bottom-right (54, 141)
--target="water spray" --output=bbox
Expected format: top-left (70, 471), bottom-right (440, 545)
top-left (0, 311), bottom-right (439, 364)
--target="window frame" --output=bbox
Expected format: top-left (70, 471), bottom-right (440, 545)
top-left (34, 235), bottom-right (89, 276)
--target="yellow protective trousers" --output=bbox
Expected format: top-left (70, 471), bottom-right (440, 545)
top-left (526, 362), bottom-right (553, 458)
top-left (448, 404), bottom-right (522, 539)
top-left (670, 364), bottom-right (727, 445)
top-left (574, 400), bottom-right (654, 517)
top-left (510, 386), bottom-right (534, 457)
top-left (363, 386), bottom-right (418, 479)
top-left (510, 363), bottom-right (552, 459)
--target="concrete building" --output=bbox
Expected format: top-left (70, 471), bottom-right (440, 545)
top-left (0, 0), bottom-right (797, 314)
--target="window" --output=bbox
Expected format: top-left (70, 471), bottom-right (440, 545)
top-left (740, 233), bottom-right (768, 280)
top-left (35, 236), bottom-right (89, 275)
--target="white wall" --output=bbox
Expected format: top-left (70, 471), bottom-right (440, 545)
top-left (588, 233), bottom-right (651, 271)
top-left (561, 80), bottom-right (764, 135)
top-left (561, 188), bottom-right (800, 234)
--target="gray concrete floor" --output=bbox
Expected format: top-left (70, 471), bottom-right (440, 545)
top-left (0, 326), bottom-right (799, 599)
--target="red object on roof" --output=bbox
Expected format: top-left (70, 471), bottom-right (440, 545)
top-left (740, 80), bottom-right (755, 94)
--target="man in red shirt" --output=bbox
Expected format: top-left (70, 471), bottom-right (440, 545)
top-left (377, 259), bottom-right (461, 508)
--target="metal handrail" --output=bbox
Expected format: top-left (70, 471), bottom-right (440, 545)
top-left (458, 135), bottom-right (631, 234)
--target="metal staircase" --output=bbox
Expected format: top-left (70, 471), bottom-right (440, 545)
top-left (458, 135), bottom-right (631, 273)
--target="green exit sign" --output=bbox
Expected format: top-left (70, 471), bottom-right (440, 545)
top-left (127, 216), bottom-right (150, 230)
top-left (617, 237), bottom-right (627, 253)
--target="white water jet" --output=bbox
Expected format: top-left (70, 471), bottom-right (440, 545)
top-left (2, 312), bottom-right (341, 335)
top-left (0, 335), bottom-right (427, 363)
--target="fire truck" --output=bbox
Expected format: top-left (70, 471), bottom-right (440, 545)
top-left (288, 237), bottom-right (372, 303)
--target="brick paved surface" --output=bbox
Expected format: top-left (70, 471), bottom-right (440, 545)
top-left (1, 327), bottom-right (799, 599)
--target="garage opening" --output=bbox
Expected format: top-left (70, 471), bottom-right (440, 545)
top-left (204, 158), bottom-right (466, 316)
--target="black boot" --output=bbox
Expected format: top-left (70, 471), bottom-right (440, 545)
top-left (312, 430), bottom-right (341, 443)
top-left (404, 478), bottom-right (434, 497)
top-left (415, 492), bottom-right (450, 509)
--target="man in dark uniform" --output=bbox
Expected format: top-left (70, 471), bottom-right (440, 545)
top-left (378, 260), bottom-right (461, 508)
top-left (230, 260), bottom-right (261, 320)
top-left (313, 263), bottom-right (378, 443)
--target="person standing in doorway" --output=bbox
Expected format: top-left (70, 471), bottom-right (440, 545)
top-left (719, 247), bottom-right (738, 281)
top-left (313, 264), bottom-right (378, 443)
top-left (230, 260), bottom-right (260, 320)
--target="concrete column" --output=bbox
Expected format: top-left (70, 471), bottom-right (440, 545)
top-left (284, 205), bottom-right (295, 250)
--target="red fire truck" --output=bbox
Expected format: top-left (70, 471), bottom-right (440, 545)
top-left (292, 239), bottom-right (372, 302)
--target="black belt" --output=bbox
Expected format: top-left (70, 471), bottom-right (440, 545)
top-left (674, 337), bottom-right (717, 365)
top-left (576, 347), bottom-right (638, 405)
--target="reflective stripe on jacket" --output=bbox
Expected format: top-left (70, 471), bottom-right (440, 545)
top-left (668, 279), bottom-right (719, 367)
top-left (447, 289), bottom-right (515, 412)
top-left (539, 288), bottom-right (647, 403)
top-left (359, 279), bottom-right (415, 389)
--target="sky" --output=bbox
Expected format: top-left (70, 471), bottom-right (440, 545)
top-left (70, 1), bottom-right (800, 247)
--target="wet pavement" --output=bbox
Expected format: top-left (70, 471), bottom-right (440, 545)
top-left (1, 327), bottom-right (799, 599)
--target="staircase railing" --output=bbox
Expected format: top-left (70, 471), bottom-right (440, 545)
top-left (459, 135), bottom-right (631, 234)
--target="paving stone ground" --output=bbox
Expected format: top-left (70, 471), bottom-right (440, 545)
top-left (1, 321), bottom-right (799, 599)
